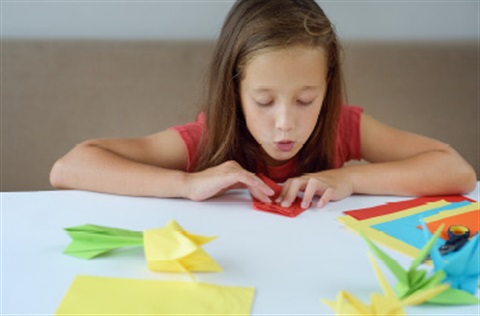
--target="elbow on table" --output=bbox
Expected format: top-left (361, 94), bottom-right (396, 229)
top-left (456, 164), bottom-right (477, 194)
top-left (49, 158), bottom-right (69, 189)
top-left (445, 149), bottom-right (477, 194)
top-left (436, 146), bottom-right (477, 195)
top-left (50, 141), bottom-right (96, 189)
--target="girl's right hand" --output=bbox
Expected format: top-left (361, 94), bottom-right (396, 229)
top-left (183, 161), bottom-right (274, 202)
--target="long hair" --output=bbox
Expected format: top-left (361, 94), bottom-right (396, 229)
top-left (194, 0), bottom-right (343, 175)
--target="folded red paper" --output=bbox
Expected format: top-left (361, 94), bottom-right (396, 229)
top-left (251, 174), bottom-right (306, 218)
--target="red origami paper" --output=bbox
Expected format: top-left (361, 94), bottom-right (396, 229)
top-left (343, 195), bottom-right (474, 221)
top-left (251, 174), bottom-right (306, 218)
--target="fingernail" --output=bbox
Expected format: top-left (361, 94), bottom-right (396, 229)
top-left (301, 201), bottom-right (309, 209)
top-left (281, 201), bottom-right (291, 208)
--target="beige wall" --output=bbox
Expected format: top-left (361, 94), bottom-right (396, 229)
top-left (2, 40), bottom-right (478, 191)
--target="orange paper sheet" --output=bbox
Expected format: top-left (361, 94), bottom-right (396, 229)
top-left (423, 209), bottom-right (480, 239)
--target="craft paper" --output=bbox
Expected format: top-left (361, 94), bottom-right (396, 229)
top-left (343, 195), bottom-right (473, 220)
top-left (55, 275), bottom-right (255, 315)
top-left (359, 200), bottom-right (469, 226)
top-left (64, 221), bottom-right (222, 274)
top-left (371, 202), bottom-right (475, 250)
top-left (361, 227), bottom-right (459, 304)
top-left (143, 220), bottom-right (222, 273)
top-left (422, 222), bottom-right (480, 302)
top-left (321, 254), bottom-right (448, 314)
top-left (338, 201), bottom-right (450, 258)
top-left (422, 208), bottom-right (479, 240)
top-left (252, 173), bottom-right (306, 217)
top-left (63, 224), bottom-right (144, 259)
top-left (338, 201), bottom-right (476, 258)
top-left (340, 215), bottom-right (422, 258)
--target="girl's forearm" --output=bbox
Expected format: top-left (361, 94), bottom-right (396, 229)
top-left (345, 149), bottom-right (476, 197)
top-left (50, 144), bottom-right (189, 198)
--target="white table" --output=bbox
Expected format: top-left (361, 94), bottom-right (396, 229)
top-left (2, 184), bottom-right (479, 315)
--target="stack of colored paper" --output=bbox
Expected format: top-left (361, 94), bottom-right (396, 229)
top-left (338, 195), bottom-right (478, 259)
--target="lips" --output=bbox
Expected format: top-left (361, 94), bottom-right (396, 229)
top-left (275, 140), bottom-right (295, 152)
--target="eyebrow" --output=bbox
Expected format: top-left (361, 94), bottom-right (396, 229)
top-left (252, 85), bottom-right (321, 93)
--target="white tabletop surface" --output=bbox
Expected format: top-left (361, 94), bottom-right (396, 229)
top-left (2, 184), bottom-right (479, 315)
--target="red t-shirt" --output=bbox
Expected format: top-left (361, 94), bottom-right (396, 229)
top-left (170, 105), bottom-right (363, 182)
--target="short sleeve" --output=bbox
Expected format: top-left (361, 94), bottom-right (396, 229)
top-left (334, 105), bottom-right (363, 167)
top-left (169, 113), bottom-right (205, 171)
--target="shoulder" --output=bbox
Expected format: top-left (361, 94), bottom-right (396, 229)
top-left (168, 113), bottom-right (205, 171)
top-left (334, 105), bottom-right (363, 166)
top-left (337, 105), bottom-right (363, 138)
top-left (339, 105), bottom-right (363, 123)
top-left (169, 113), bottom-right (205, 134)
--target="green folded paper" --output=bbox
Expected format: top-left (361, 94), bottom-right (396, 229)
top-left (361, 224), bottom-right (479, 305)
top-left (63, 224), bottom-right (144, 259)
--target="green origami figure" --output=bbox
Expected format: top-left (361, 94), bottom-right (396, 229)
top-left (63, 224), bottom-right (144, 259)
top-left (361, 224), bottom-right (479, 305)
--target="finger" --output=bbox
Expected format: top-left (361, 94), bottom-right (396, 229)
top-left (280, 179), bottom-right (305, 208)
top-left (301, 179), bottom-right (325, 209)
top-left (252, 174), bottom-right (276, 196)
top-left (226, 183), bottom-right (247, 190)
top-left (276, 180), bottom-right (290, 203)
top-left (230, 172), bottom-right (273, 203)
top-left (317, 187), bottom-right (334, 208)
top-left (249, 186), bottom-right (272, 203)
top-left (236, 172), bottom-right (275, 196)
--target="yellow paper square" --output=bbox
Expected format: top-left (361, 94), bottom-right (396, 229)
top-left (55, 275), bottom-right (255, 315)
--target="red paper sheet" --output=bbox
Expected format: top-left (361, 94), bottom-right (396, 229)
top-left (343, 195), bottom-right (474, 221)
top-left (252, 174), bottom-right (306, 218)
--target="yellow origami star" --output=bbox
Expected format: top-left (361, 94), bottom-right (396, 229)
top-left (143, 220), bottom-right (222, 274)
top-left (321, 254), bottom-right (448, 315)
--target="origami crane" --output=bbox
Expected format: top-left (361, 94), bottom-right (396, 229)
top-left (321, 253), bottom-right (448, 315)
top-left (63, 220), bottom-right (222, 274)
top-left (363, 224), bottom-right (479, 305)
top-left (421, 221), bottom-right (480, 304)
top-left (361, 225), bottom-right (446, 296)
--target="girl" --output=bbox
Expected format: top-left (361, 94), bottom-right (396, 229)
top-left (50, 0), bottom-right (476, 209)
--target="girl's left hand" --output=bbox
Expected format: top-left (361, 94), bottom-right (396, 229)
top-left (276, 169), bottom-right (354, 209)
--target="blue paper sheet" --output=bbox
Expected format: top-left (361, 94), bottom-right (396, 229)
top-left (372, 201), bottom-right (471, 251)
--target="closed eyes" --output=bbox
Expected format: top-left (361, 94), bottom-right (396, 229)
top-left (253, 97), bottom-right (316, 107)
top-left (255, 101), bottom-right (274, 107)
top-left (297, 100), bottom-right (314, 106)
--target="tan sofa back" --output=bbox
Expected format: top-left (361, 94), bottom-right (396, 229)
top-left (2, 40), bottom-right (478, 191)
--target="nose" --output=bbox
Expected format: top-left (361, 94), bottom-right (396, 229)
top-left (275, 104), bottom-right (295, 133)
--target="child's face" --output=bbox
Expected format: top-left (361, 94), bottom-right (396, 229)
top-left (239, 45), bottom-right (328, 166)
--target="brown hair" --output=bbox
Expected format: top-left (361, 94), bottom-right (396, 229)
top-left (194, 0), bottom-right (343, 176)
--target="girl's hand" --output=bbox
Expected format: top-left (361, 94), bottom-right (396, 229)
top-left (184, 160), bottom-right (274, 202)
top-left (277, 169), bottom-right (354, 209)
